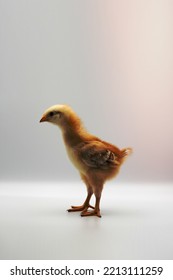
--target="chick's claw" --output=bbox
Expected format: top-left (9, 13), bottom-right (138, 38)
top-left (67, 205), bottom-right (85, 212)
top-left (81, 209), bottom-right (101, 218)
top-left (67, 204), bottom-right (94, 212)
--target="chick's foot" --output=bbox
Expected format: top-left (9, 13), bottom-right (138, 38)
top-left (81, 209), bottom-right (101, 218)
top-left (67, 204), bottom-right (94, 212)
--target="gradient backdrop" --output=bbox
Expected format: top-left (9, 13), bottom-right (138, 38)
top-left (1, 0), bottom-right (173, 183)
top-left (0, 0), bottom-right (173, 260)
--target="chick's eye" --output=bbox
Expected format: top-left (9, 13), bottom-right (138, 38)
top-left (49, 111), bottom-right (54, 117)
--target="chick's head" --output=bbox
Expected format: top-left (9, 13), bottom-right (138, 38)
top-left (40, 104), bottom-right (81, 131)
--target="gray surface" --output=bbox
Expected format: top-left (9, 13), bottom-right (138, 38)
top-left (0, 0), bottom-right (173, 182)
top-left (0, 182), bottom-right (173, 260)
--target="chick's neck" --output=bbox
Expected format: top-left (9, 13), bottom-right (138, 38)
top-left (62, 123), bottom-right (87, 147)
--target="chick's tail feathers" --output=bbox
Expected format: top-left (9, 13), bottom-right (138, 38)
top-left (120, 147), bottom-right (133, 163)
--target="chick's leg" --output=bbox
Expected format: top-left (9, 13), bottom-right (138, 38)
top-left (81, 185), bottom-right (103, 218)
top-left (67, 175), bottom-right (94, 212)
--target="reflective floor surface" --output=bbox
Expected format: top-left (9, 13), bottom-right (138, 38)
top-left (0, 181), bottom-right (173, 259)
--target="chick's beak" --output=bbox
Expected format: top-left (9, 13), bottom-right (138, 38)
top-left (39, 115), bottom-right (47, 123)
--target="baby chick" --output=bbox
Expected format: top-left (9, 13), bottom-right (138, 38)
top-left (40, 104), bottom-right (132, 217)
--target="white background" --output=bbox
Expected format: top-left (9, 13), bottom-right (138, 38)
top-left (0, 0), bottom-right (173, 182)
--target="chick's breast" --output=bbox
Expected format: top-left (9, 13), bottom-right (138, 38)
top-left (65, 145), bottom-right (87, 174)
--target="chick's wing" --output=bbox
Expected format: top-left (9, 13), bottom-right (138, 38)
top-left (77, 141), bottom-right (120, 169)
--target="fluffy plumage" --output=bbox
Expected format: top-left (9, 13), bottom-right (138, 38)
top-left (40, 104), bottom-right (132, 217)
